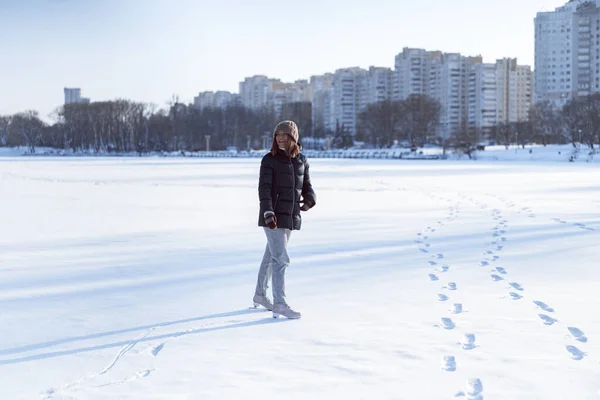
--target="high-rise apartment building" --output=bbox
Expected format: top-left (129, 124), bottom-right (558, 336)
top-left (534, 0), bottom-right (600, 107)
top-left (239, 75), bottom-right (270, 110)
top-left (64, 88), bottom-right (90, 104)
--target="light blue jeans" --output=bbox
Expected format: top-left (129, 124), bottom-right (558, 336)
top-left (255, 227), bottom-right (292, 306)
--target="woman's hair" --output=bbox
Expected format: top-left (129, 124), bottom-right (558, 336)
top-left (270, 122), bottom-right (301, 158)
top-left (270, 136), bottom-right (301, 158)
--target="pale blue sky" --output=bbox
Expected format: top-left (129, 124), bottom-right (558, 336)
top-left (1, 0), bottom-right (562, 119)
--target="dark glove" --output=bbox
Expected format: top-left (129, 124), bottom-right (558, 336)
top-left (264, 212), bottom-right (277, 229)
top-left (300, 199), bottom-right (314, 211)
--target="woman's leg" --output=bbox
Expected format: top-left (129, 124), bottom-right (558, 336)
top-left (263, 227), bottom-right (291, 306)
top-left (255, 242), bottom-right (272, 297)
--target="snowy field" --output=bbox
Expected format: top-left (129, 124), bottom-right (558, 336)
top-left (1, 156), bottom-right (599, 399)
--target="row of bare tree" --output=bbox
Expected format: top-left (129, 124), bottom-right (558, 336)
top-left (1, 94), bottom-right (599, 153)
top-left (356, 94), bottom-right (441, 147)
top-left (357, 94), bottom-right (600, 150)
top-left (0, 100), bottom-right (313, 153)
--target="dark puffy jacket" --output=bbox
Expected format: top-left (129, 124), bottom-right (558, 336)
top-left (258, 150), bottom-right (316, 230)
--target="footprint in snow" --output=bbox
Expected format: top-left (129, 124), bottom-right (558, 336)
top-left (151, 343), bottom-right (165, 357)
top-left (496, 245), bottom-right (504, 251)
top-left (445, 282), bottom-right (457, 291)
top-left (435, 253), bottom-right (444, 259)
top-left (456, 378), bottom-right (484, 399)
top-left (452, 303), bottom-right (463, 314)
top-left (495, 267), bottom-right (507, 274)
top-left (461, 333), bottom-right (477, 350)
top-left (428, 261), bottom-right (438, 266)
top-left (566, 345), bottom-right (585, 360)
top-left (538, 314), bottom-right (558, 326)
top-left (438, 265), bottom-right (449, 273)
top-left (567, 327), bottom-right (588, 343)
top-left (508, 282), bottom-right (524, 291)
top-left (480, 261), bottom-right (489, 267)
top-left (490, 274), bottom-right (504, 282)
top-left (466, 378), bottom-right (484, 398)
top-left (420, 248), bottom-right (429, 253)
top-left (438, 294), bottom-right (449, 302)
top-left (429, 274), bottom-right (439, 281)
top-left (130, 369), bottom-right (153, 380)
top-left (442, 355), bottom-right (456, 371)
top-left (532, 300), bottom-right (554, 313)
top-left (441, 318), bottom-right (456, 330)
top-left (509, 292), bottom-right (523, 300)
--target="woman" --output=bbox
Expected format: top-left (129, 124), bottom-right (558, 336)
top-left (253, 120), bottom-right (316, 319)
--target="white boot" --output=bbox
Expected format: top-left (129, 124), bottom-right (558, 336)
top-left (272, 304), bottom-right (301, 319)
top-left (253, 294), bottom-right (273, 311)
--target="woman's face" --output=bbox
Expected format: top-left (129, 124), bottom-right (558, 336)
top-left (276, 132), bottom-right (289, 149)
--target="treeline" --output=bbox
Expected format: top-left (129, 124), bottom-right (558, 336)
top-left (1, 94), bottom-right (599, 153)
top-left (0, 100), bottom-right (312, 154)
top-left (357, 94), bottom-right (600, 150)
top-left (357, 94), bottom-right (441, 147)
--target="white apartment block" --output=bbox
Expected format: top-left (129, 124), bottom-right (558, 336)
top-left (214, 91), bottom-right (235, 109)
top-left (327, 68), bottom-right (365, 135)
top-left (193, 92), bottom-right (214, 109)
top-left (496, 59), bottom-right (534, 124)
top-left (193, 91), bottom-right (239, 110)
top-left (436, 54), bottom-right (481, 137)
top-left (310, 74), bottom-right (334, 134)
top-left (468, 64), bottom-right (498, 132)
top-left (268, 79), bottom-right (313, 115)
top-left (64, 87), bottom-right (90, 105)
top-left (535, 0), bottom-right (600, 107)
top-left (309, 67), bottom-right (393, 136)
top-left (239, 75), bottom-right (313, 114)
top-left (362, 67), bottom-right (393, 109)
top-left (239, 75), bottom-right (270, 110)
top-left (392, 48), bottom-right (532, 138)
top-left (468, 59), bottom-right (533, 133)
top-left (394, 48), bottom-right (447, 100)
top-left (394, 49), bottom-right (479, 137)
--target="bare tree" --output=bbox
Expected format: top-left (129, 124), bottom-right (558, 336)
top-left (0, 115), bottom-right (11, 146)
top-left (447, 119), bottom-right (481, 159)
top-left (357, 100), bottom-right (402, 147)
top-left (11, 111), bottom-right (45, 153)
top-left (397, 94), bottom-right (441, 147)
top-left (529, 101), bottom-right (562, 146)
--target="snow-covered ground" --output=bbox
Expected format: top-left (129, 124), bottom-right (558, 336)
top-left (1, 143), bottom-right (598, 164)
top-left (1, 156), bottom-right (599, 399)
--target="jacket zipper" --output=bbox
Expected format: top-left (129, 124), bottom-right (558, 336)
top-left (290, 157), bottom-right (295, 229)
